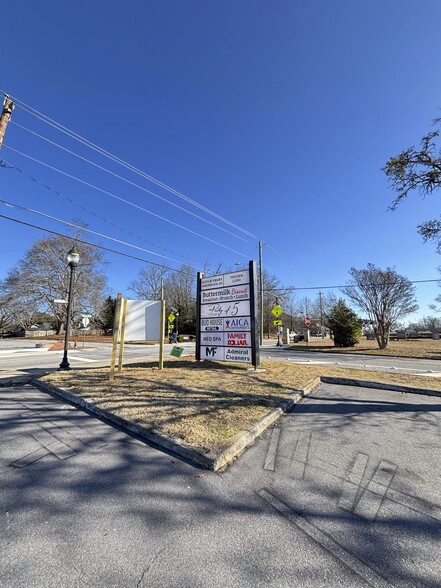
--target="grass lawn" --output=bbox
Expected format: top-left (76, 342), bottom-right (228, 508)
top-left (289, 336), bottom-right (441, 359)
top-left (41, 354), bottom-right (441, 456)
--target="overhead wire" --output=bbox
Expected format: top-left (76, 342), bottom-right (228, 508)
top-left (0, 213), bottom-right (195, 276)
top-left (0, 156), bottom-right (203, 265)
top-left (4, 92), bottom-right (260, 240)
top-left (270, 280), bottom-right (439, 292)
top-left (0, 198), bottom-right (188, 265)
top-left (1, 211), bottom-right (437, 294)
top-left (2, 145), bottom-right (250, 258)
top-left (10, 121), bottom-right (256, 246)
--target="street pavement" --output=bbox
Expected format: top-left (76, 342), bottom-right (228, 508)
top-left (1, 380), bottom-right (440, 587)
top-left (2, 338), bottom-right (441, 379)
top-left (0, 340), bottom-right (196, 379)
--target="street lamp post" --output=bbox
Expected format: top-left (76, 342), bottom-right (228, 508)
top-left (59, 246), bottom-right (80, 370)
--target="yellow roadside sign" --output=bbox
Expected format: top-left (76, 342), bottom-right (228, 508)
top-left (168, 313), bottom-right (175, 323)
top-left (273, 319), bottom-right (282, 326)
top-left (271, 305), bottom-right (282, 317)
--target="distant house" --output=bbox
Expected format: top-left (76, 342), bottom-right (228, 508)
top-left (14, 324), bottom-right (56, 337)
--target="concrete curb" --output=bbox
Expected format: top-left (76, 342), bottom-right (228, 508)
top-left (33, 377), bottom-right (322, 472)
top-left (23, 374), bottom-right (441, 471)
top-left (0, 374), bottom-right (34, 387)
top-left (320, 376), bottom-right (441, 397)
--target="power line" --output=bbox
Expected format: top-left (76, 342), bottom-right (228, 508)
top-left (5, 93), bottom-right (260, 240)
top-left (3, 145), bottom-right (251, 258)
top-left (271, 280), bottom-right (439, 292)
top-left (0, 212), bottom-right (195, 276)
top-left (10, 121), bottom-right (256, 246)
top-left (1, 156), bottom-right (204, 265)
top-left (0, 198), bottom-right (188, 265)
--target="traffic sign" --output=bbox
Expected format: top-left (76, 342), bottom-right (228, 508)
top-left (273, 319), bottom-right (282, 326)
top-left (168, 313), bottom-right (175, 323)
top-left (305, 316), bottom-right (311, 327)
top-left (271, 305), bottom-right (282, 317)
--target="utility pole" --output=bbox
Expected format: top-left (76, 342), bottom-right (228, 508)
top-left (319, 291), bottom-right (324, 338)
top-left (0, 95), bottom-right (14, 150)
top-left (259, 240), bottom-right (264, 346)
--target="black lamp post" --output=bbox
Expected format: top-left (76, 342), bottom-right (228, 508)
top-left (59, 246), bottom-right (80, 370)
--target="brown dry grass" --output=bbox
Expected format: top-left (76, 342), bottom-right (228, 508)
top-left (290, 337), bottom-right (441, 358)
top-left (41, 357), bottom-right (441, 455)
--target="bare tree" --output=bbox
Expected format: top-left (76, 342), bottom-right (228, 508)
top-left (128, 265), bottom-right (170, 300)
top-left (342, 264), bottom-right (418, 349)
top-left (259, 270), bottom-right (287, 338)
top-left (129, 263), bottom-right (197, 333)
top-left (2, 233), bottom-right (108, 334)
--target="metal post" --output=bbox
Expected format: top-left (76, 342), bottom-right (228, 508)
top-left (159, 278), bottom-right (165, 370)
top-left (259, 240), bottom-right (264, 346)
top-left (59, 265), bottom-right (76, 370)
top-left (276, 296), bottom-right (282, 347)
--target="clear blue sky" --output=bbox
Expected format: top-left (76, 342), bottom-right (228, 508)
top-left (1, 0), bottom-right (441, 321)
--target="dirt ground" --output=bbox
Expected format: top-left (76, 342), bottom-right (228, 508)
top-left (41, 354), bottom-right (441, 456)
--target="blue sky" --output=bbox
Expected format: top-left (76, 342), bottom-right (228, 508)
top-left (1, 0), bottom-right (441, 321)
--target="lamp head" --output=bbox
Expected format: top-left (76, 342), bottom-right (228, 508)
top-left (67, 246), bottom-right (80, 268)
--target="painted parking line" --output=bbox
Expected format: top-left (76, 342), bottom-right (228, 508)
top-left (338, 453), bottom-right (369, 512)
top-left (258, 489), bottom-right (391, 588)
top-left (354, 460), bottom-right (397, 521)
top-left (264, 427), bottom-right (281, 471)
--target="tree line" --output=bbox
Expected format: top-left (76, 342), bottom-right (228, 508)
top-left (0, 229), bottom-right (421, 350)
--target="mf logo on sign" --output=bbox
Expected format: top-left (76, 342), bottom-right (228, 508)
top-left (205, 347), bottom-right (218, 357)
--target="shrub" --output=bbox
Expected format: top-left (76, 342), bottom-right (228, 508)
top-left (328, 299), bottom-right (361, 347)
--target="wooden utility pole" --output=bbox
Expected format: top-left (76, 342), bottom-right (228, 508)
top-left (0, 95), bottom-right (14, 149)
top-left (319, 291), bottom-right (324, 337)
top-left (259, 240), bottom-right (264, 345)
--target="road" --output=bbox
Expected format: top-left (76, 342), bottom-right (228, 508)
top-left (0, 339), bottom-right (195, 374)
top-left (1, 381), bottom-right (440, 587)
top-left (1, 339), bottom-right (441, 377)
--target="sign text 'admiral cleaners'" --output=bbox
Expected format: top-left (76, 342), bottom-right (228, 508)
top-left (196, 264), bottom-right (259, 367)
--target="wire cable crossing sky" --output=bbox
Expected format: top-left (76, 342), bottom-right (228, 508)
top-left (1, 1), bottom-right (441, 319)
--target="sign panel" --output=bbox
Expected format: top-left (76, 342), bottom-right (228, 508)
top-left (201, 317), bottom-right (252, 331)
top-left (224, 347), bottom-right (252, 363)
top-left (200, 345), bottom-right (225, 361)
top-left (271, 305), bottom-right (282, 317)
top-left (170, 346), bottom-right (185, 358)
top-left (225, 331), bottom-right (252, 347)
top-left (201, 284), bottom-right (250, 304)
top-left (122, 300), bottom-right (161, 341)
top-left (200, 300), bottom-right (250, 318)
top-left (168, 313), bottom-right (175, 323)
top-left (273, 319), bottom-right (282, 326)
top-left (200, 332), bottom-right (224, 346)
top-left (197, 264), bottom-right (258, 366)
top-left (201, 270), bottom-right (249, 290)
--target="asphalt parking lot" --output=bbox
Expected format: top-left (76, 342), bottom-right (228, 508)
top-left (1, 380), bottom-right (440, 587)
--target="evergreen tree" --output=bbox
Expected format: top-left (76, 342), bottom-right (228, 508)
top-left (328, 299), bottom-right (361, 348)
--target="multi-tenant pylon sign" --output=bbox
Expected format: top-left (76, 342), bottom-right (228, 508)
top-left (196, 261), bottom-right (260, 368)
